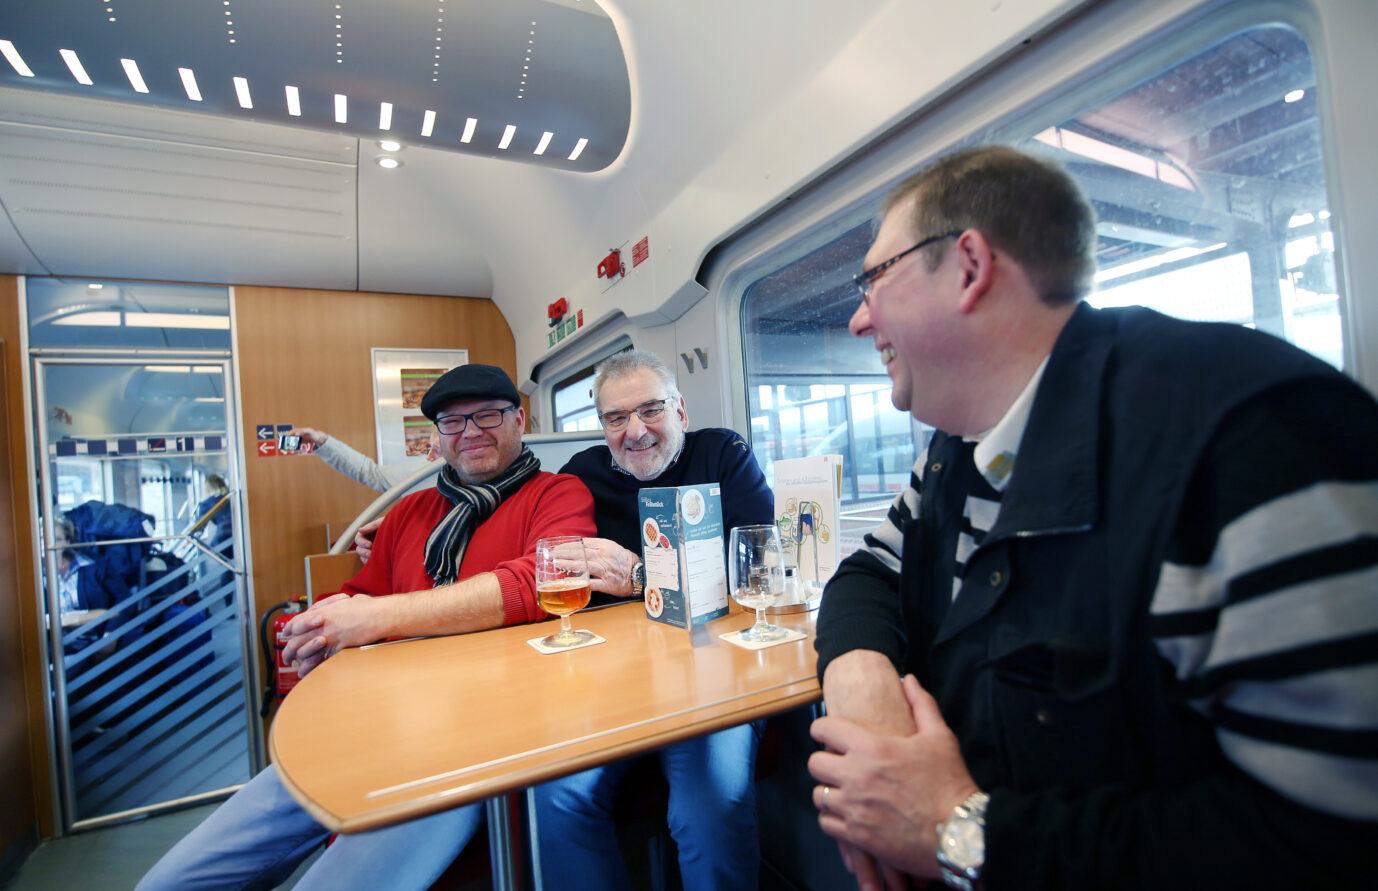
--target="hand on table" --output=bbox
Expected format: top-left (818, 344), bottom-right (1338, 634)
top-left (280, 592), bottom-right (385, 677)
top-left (809, 674), bottom-right (980, 883)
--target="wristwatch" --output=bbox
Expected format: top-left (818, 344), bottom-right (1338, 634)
top-left (937, 790), bottom-right (989, 891)
top-left (630, 561), bottom-right (645, 597)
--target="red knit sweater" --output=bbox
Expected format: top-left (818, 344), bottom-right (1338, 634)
top-left (341, 471), bottom-right (596, 625)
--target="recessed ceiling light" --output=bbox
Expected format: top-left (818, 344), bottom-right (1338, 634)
top-left (375, 156), bottom-right (402, 170)
top-left (59, 49), bottom-right (93, 85)
top-left (179, 67), bottom-right (202, 101)
top-left (0, 40), bottom-right (34, 77)
top-left (499, 125), bottom-right (516, 150)
top-left (379, 102), bottom-right (393, 130)
top-left (88, 283), bottom-right (104, 290)
top-left (334, 93), bottom-right (348, 123)
top-left (461, 117), bottom-right (476, 143)
top-left (233, 76), bottom-right (252, 108)
top-left (378, 139), bottom-right (401, 152)
top-left (421, 110), bottom-right (436, 137)
top-left (534, 131), bottom-right (553, 156)
top-left (1285, 89), bottom-right (1305, 103)
top-left (285, 85), bottom-right (301, 116)
top-left (121, 58), bottom-right (149, 93)
top-left (568, 138), bottom-right (588, 161)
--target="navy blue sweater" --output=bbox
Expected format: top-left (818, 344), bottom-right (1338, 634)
top-left (559, 427), bottom-right (774, 563)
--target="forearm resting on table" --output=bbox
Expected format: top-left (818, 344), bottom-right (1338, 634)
top-left (822, 649), bottom-right (918, 736)
top-left (379, 572), bottom-right (507, 638)
top-left (287, 573), bottom-right (506, 659)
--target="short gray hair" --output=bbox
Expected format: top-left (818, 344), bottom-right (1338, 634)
top-left (592, 348), bottom-right (681, 412)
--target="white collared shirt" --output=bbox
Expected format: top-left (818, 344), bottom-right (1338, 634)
top-left (970, 357), bottom-right (1049, 493)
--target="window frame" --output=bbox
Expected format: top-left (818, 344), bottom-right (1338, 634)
top-left (714, 0), bottom-right (1350, 442)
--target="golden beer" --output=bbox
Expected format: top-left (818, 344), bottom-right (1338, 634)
top-left (538, 579), bottom-right (592, 616)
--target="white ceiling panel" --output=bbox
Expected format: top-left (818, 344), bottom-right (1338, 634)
top-left (0, 89), bottom-right (361, 289)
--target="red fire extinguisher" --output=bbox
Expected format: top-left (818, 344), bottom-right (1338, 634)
top-left (259, 597), bottom-right (307, 716)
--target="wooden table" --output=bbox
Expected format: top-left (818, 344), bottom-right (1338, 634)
top-left (269, 601), bottom-right (820, 884)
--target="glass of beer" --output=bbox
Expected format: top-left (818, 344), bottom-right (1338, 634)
top-left (728, 524), bottom-right (789, 642)
top-left (536, 536), bottom-right (595, 648)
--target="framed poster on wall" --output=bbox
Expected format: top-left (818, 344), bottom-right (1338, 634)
top-left (371, 348), bottom-right (469, 468)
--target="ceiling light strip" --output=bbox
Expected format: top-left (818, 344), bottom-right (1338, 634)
top-left (59, 49), bottom-right (94, 85)
top-left (568, 138), bottom-right (588, 162)
top-left (433, 0), bottom-right (444, 82)
top-left (461, 117), bottom-right (476, 143)
top-left (285, 85), bottom-right (301, 116)
top-left (498, 125), bottom-right (516, 150)
top-left (179, 67), bottom-right (203, 101)
top-left (421, 110), bottom-right (436, 138)
top-left (0, 40), bottom-right (35, 77)
top-left (379, 102), bottom-right (393, 130)
top-left (534, 131), bottom-right (553, 156)
top-left (334, 93), bottom-right (348, 124)
top-left (121, 58), bottom-right (148, 93)
top-left (233, 76), bottom-right (253, 109)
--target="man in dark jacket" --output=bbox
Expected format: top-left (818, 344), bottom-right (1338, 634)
top-left (807, 145), bottom-right (1378, 889)
top-left (534, 348), bottom-right (775, 890)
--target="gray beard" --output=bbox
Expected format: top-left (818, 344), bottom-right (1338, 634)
top-left (611, 436), bottom-right (686, 481)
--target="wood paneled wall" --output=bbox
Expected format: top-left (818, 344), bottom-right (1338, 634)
top-left (0, 276), bottom-right (45, 851)
top-left (233, 286), bottom-right (515, 631)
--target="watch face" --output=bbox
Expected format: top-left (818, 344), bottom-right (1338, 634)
top-left (942, 818), bottom-right (985, 871)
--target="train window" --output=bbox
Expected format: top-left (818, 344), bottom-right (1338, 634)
top-left (742, 22), bottom-right (1339, 560)
top-left (550, 338), bottom-right (632, 432)
top-left (552, 369), bottom-right (601, 432)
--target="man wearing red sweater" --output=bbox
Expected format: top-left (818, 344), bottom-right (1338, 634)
top-left (138, 364), bottom-right (595, 891)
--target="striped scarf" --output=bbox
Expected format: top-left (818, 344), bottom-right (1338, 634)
top-left (423, 446), bottom-right (540, 586)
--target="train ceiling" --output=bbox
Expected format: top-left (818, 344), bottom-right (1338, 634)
top-left (0, 0), bottom-right (630, 171)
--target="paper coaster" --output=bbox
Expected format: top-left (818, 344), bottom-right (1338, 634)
top-left (719, 627), bottom-right (807, 650)
top-left (526, 630), bottom-right (607, 654)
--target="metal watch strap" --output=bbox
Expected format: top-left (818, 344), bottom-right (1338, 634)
top-left (630, 561), bottom-right (645, 596)
top-left (938, 790), bottom-right (989, 891)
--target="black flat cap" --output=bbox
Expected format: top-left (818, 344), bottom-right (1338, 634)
top-left (420, 364), bottom-right (521, 420)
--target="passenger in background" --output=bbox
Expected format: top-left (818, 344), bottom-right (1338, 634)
top-left (192, 474), bottom-right (230, 540)
top-left (193, 474), bottom-right (233, 602)
top-left (52, 515), bottom-right (131, 656)
top-left (137, 364), bottom-right (596, 891)
top-left (288, 426), bottom-right (441, 493)
top-left (808, 146), bottom-right (1378, 889)
top-left (533, 348), bottom-right (775, 890)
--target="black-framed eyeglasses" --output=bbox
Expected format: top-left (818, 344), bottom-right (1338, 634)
top-left (599, 399), bottom-right (669, 430)
top-left (434, 405), bottom-right (517, 435)
top-left (853, 231), bottom-right (961, 303)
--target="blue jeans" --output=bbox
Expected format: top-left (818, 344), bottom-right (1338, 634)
top-left (135, 765), bottom-right (482, 891)
top-left (532, 723), bottom-right (763, 890)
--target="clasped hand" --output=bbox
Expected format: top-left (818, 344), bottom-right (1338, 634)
top-left (280, 593), bottom-right (380, 677)
top-left (808, 674), bottom-right (980, 887)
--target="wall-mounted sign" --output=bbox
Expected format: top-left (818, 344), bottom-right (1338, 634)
top-left (371, 348), bottom-right (469, 468)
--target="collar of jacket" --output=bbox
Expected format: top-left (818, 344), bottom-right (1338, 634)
top-left (982, 302), bottom-right (1109, 545)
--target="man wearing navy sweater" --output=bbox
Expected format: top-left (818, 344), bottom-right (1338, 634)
top-left (534, 348), bottom-right (774, 890)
